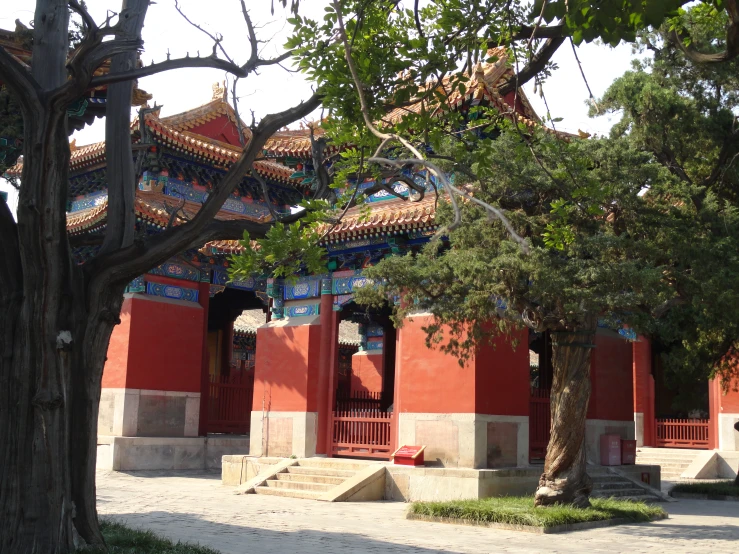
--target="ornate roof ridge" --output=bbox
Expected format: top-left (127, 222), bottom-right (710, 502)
top-left (67, 189), bottom-right (275, 235)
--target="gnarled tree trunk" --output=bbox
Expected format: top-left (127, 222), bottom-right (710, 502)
top-left (534, 321), bottom-right (597, 508)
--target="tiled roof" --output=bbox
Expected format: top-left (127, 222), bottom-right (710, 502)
top-left (320, 196), bottom-right (438, 243)
top-left (66, 190), bottom-right (273, 235)
top-left (0, 28), bottom-right (151, 102)
top-left (383, 47), bottom-right (543, 129)
top-left (196, 195), bottom-right (440, 256)
top-left (262, 127), bottom-right (340, 158)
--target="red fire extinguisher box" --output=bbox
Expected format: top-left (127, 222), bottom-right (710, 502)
top-left (600, 434), bottom-right (622, 466)
top-left (621, 439), bottom-right (637, 465)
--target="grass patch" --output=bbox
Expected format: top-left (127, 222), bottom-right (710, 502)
top-left (409, 497), bottom-right (666, 529)
top-left (81, 520), bottom-right (219, 554)
top-left (671, 480), bottom-right (739, 497)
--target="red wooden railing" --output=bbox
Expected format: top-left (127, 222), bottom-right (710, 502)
top-left (656, 418), bottom-right (710, 448)
top-left (331, 409), bottom-right (393, 459)
top-left (208, 371), bottom-right (254, 435)
top-left (335, 390), bottom-right (383, 412)
top-left (529, 388), bottom-right (551, 462)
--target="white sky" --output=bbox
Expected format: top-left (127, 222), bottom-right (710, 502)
top-left (1, 1), bottom-right (637, 214)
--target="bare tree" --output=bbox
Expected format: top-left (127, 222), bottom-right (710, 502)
top-left (0, 1), bottom-right (319, 551)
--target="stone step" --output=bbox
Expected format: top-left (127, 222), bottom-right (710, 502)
top-left (253, 486), bottom-right (325, 500)
top-left (636, 456), bottom-right (694, 463)
top-left (274, 472), bottom-right (346, 485)
top-left (589, 475), bottom-right (628, 483)
top-left (297, 459), bottom-right (371, 472)
top-left (593, 481), bottom-right (638, 491)
top-left (265, 479), bottom-right (333, 492)
top-left (286, 466), bottom-right (357, 478)
top-left (591, 488), bottom-right (652, 498)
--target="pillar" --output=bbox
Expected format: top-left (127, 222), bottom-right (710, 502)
top-left (394, 315), bottom-right (529, 468)
top-left (198, 280), bottom-right (211, 436)
top-left (249, 280), bottom-right (323, 458)
top-left (583, 330), bottom-right (637, 461)
top-left (316, 278), bottom-right (335, 454)
top-left (632, 336), bottom-right (655, 447)
top-left (98, 278), bottom-right (205, 440)
top-left (711, 374), bottom-right (739, 451)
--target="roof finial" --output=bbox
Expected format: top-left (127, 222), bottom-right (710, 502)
top-left (212, 81), bottom-right (227, 102)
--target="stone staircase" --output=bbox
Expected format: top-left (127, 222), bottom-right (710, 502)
top-left (589, 467), bottom-right (663, 502)
top-left (253, 458), bottom-right (372, 500)
top-left (635, 447), bottom-right (703, 481)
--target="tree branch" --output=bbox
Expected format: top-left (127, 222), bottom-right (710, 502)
top-left (0, 45), bottom-right (41, 113)
top-left (670, 0), bottom-right (739, 64)
top-left (89, 49), bottom-right (291, 88)
top-left (498, 37), bottom-right (565, 96)
top-left (68, 0), bottom-right (98, 33)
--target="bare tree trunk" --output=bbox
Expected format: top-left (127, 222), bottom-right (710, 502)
top-left (534, 321), bottom-right (597, 508)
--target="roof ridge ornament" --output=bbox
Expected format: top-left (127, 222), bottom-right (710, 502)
top-left (212, 81), bottom-right (227, 102)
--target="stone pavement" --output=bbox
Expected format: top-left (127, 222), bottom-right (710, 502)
top-left (97, 470), bottom-right (739, 554)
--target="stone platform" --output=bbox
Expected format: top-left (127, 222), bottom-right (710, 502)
top-left (97, 435), bottom-right (250, 471)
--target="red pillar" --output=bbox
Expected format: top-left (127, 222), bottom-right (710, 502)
top-left (325, 309), bottom-right (340, 457)
top-left (197, 280), bottom-right (211, 436)
top-left (633, 336), bottom-right (655, 446)
top-left (316, 279), bottom-right (334, 454)
top-left (708, 377), bottom-right (720, 450)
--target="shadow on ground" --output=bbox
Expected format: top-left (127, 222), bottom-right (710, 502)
top-left (103, 511), bottom-right (457, 554)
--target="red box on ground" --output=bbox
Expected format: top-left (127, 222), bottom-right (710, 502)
top-left (600, 434), bottom-right (622, 466)
top-left (621, 439), bottom-right (637, 465)
top-left (392, 445), bottom-right (425, 466)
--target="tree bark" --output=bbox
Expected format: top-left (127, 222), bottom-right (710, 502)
top-left (534, 321), bottom-right (597, 508)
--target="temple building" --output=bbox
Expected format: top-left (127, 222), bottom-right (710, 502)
top-left (3, 36), bottom-right (738, 484)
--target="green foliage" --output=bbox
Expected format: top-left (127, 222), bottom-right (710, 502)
top-left (410, 496), bottom-right (666, 527)
top-left (671, 480), bottom-right (739, 497)
top-left (596, 8), bottom-right (739, 388)
top-left (82, 520), bottom-right (220, 554)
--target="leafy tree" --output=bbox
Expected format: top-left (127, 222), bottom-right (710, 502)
top-left (233, 0), bottom-right (739, 506)
top-left (595, 7), bottom-right (739, 409)
top-left (0, 1), bottom-right (318, 551)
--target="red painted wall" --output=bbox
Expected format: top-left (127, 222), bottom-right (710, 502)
top-left (252, 323), bottom-right (322, 412)
top-left (102, 295), bottom-right (204, 392)
top-left (396, 316), bottom-right (476, 413)
top-left (187, 116), bottom-right (242, 146)
top-left (102, 297), bottom-right (133, 389)
top-left (632, 337), bottom-right (651, 414)
top-left (589, 333), bottom-right (634, 421)
top-left (395, 317), bottom-right (529, 415)
top-left (475, 328), bottom-right (529, 416)
top-left (350, 353), bottom-right (384, 394)
top-left (719, 377), bottom-right (739, 412)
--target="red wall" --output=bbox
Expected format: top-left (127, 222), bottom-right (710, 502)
top-left (632, 337), bottom-right (651, 414)
top-left (475, 328), bottom-right (529, 416)
top-left (396, 316), bottom-right (476, 413)
top-left (188, 116), bottom-right (242, 146)
top-left (350, 353), bottom-right (384, 394)
top-left (589, 333), bottom-right (634, 421)
top-left (395, 317), bottom-right (529, 415)
top-left (719, 377), bottom-right (739, 412)
top-left (252, 323), bottom-right (321, 412)
top-left (102, 295), bottom-right (204, 392)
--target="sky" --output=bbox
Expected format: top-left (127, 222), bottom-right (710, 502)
top-left (0, 1), bottom-right (638, 215)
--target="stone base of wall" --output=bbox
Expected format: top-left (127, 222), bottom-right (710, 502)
top-left (385, 466), bottom-right (540, 501)
top-left (248, 411), bottom-right (317, 458)
top-left (97, 435), bottom-right (249, 471)
top-left (98, 388), bottom-right (200, 438)
top-left (397, 413), bottom-right (529, 469)
top-left (718, 413), bottom-right (739, 451)
top-left (634, 412), bottom-right (644, 447)
top-left (585, 419), bottom-right (635, 463)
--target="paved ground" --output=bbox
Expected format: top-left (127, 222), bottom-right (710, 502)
top-left (97, 470), bottom-right (739, 554)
